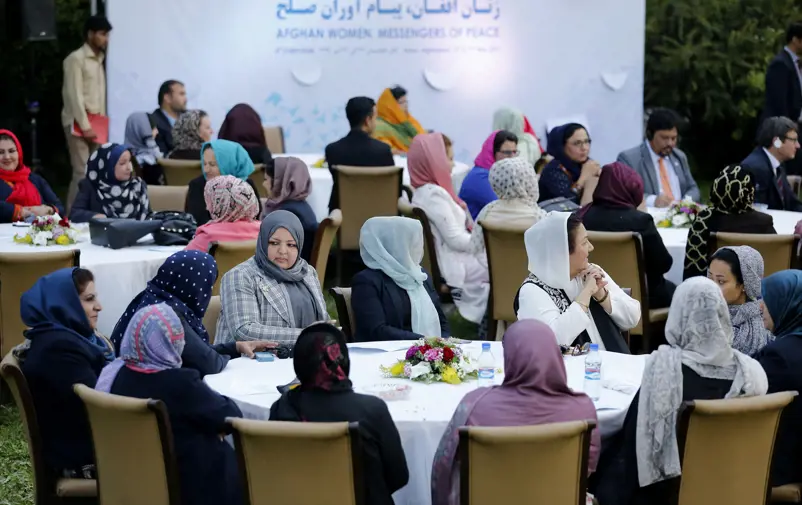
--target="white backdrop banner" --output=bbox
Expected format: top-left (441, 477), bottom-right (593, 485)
top-left (106, 0), bottom-right (645, 164)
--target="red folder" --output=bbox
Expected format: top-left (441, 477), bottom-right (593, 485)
top-left (71, 113), bottom-right (109, 144)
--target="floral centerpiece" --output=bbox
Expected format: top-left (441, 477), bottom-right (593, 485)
top-left (656, 199), bottom-right (703, 228)
top-left (380, 337), bottom-right (477, 385)
top-left (13, 214), bottom-right (79, 246)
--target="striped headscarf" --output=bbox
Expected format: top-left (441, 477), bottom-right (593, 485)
top-left (95, 303), bottom-right (185, 393)
top-left (204, 175), bottom-right (259, 223)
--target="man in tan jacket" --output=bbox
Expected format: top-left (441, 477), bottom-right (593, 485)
top-left (61, 15), bottom-right (112, 210)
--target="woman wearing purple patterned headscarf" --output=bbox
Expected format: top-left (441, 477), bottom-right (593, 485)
top-left (185, 175), bottom-right (261, 252)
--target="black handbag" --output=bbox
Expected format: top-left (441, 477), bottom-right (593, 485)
top-left (148, 211), bottom-right (198, 246)
top-left (89, 218), bottom-right (164, 250)
top-left (539, 196), bottom-right (580, 212)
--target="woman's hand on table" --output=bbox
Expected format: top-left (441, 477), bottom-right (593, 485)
top-left (93, 213), bottom-right (106, 219)
top-left (236, 340), bottom-right (278, 358)
top-left (22, 205), bottom-right (54, 217)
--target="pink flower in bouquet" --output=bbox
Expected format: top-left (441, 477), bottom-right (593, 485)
top-left (405, 346), bottom-right (418, 360)
top-left (403, 363), bottom-right (412, 378)
top-left (52, 228), bottom-right (64, 239)
top-left (423, 348), bottom-right (443, 362)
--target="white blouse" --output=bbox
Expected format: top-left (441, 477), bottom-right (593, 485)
top-left (516, 266), bottom-right (641, 350)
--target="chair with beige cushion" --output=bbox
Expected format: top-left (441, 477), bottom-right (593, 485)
top-left (331, 165), bottom-right (402, 283)
top-left (263, 126), bottom-right (286, 154)
top-left (710, 232), bottom-right (799, 277)
top-left (148, 186), bottom-right (189, 213)
top-left (676, 391), bottom-right (798, 505)
top-left (311, 210), bottom-right (343, 285)
top-left (227, 419), bottom-right (364, 505)
top-left (0, 352), bottom-right (97, 505)
top-left (788, 175), bottom-right (802, 198)
top-left (459, 420), bottom-right (595, 505)
top-left (158, 159), bottom-right (202, 186)
top-left (208, 240), bottom-right (257, 296)
top-left (250, 164), bottom-right (268, 199)
top-left (0, 250), bottom-right (81, 359)
top-left (329, 287), bottom-right (355, 342)
top-left (586, 231), bottom-right (654, 352)
top-left (480, 220), bottom-right (530, 341)
top-left (202, 296), bottom-right (222, 345)
top-left (73, 384), bottom-right (181, 505)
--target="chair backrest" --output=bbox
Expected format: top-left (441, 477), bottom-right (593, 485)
top-left (0, 250), bottom-right (80, 358)
top-left (74, 384), bottom-right (181, 505)
top-left (228, 419), bottom-right (364, 505)
top-left (332, 165), bottom-right (402, 251)
top-left (158, 159), bottom-right (202, 186)
top-left (397, 199), bottom-right (434, 275)
top-left (788, 175), bottom-right (802, 197)
top-left (480, 220), bottom-right (530, 323)
top-left (208, 240), bottom-right (257, 296)
top-left (459, 421), bottom-right (595, 505)
top-left (412, 207), bottom-right (445, 295)
top-left (311, 210), bottom-right (343, 285)
top-left (676, 391), bottom-right (798, 505)
top-left (329, 287), bottom-right (354, 342)
top-left (148, 185), bottom-right (190, 213)
top-left (263, 126), bottom-right (286, 154)
top-left (203, 295), bottom-right (222, 345)
top-left (250, 164), bottom-right (268, 199)
top-left (586, 231), bottom-right (647, 335)
top-left (711, 232), bottom-right (799, 276)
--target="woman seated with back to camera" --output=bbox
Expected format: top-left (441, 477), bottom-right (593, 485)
top-left (269, 323), bottom-right (409, 505)
top-left (581, 162), bottom-right (676, 309)
top-left (0, 129), bottom-right (64, 221)
top-left (218, 103), bottom-right (273, 165)
top-left (261, 156), bottom-right (318, 261)
top-left (352, 216), bottom-right (450, 341)
top-left (70, 143), bottom-right (151, 223)
top-left (186, 139), bottom-right (262, 226)
top-left (216, 210), bottom-right (329, 343)
top-left (98, 303), bottom-right (242, 505)
top-left (538, 123), bottom-right (601, 205)
top-left (185, 175), bottom-right (261, 253)
top-left (167, 109), bottom-right (213, 160)
top-left (516, 212), bottom-right (639, 353)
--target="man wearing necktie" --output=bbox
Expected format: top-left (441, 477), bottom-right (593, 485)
top-left (741, 116), bottom-right (802, 212)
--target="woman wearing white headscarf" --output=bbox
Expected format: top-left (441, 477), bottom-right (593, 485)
top-left (492, 107), bottom-right (544, 168)
top-left (470, 157), bottom-right (546, 261)
top-left (352, 217), bottom-right (449, 341)
top-left (515, 211), bottom-right (639, 353)
top-left (591, 277), bottom-right (768, 505)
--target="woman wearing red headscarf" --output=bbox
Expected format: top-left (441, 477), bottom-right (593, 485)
top-left (0, 130), bottom-right (64, 222)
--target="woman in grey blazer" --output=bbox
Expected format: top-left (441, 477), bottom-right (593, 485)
top-left (216, 210), bottom-right (329, 343)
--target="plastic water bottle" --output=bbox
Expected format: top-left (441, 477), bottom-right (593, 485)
top-left (477, 342), bottom-right (495, 388)
top-left (584, 344), bottom-right (602, 401)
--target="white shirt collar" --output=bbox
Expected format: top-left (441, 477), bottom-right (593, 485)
top-left (762, 148), bottom-right (782, 176)
top-left (785, 46), bottom-right (800, 64)
top-left (645, 141), bottom-right (665, 161)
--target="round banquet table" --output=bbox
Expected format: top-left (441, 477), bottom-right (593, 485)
top-left (651, 208), bottom-right (802, 285)
top-left (274, 154), bottom-right (471, 223)
top-left (0, 224), bottom-right (183, 336)
top-left (204, 340), bottom-right (647, 505)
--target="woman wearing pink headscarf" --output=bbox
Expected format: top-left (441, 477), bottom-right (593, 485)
top-left (185, 175), bottom-right (261, 252)
top-left (458, 130), bottom-right (520, 219)
top-left (409, 133), bottom-right (489, 325)
top-left (431, 319), bottom-right (600, 505)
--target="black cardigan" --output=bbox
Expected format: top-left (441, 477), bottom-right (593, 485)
top-left (179, 316), bottom-right (239, 377)
top-left (185, 175), bottom-right (262, 227)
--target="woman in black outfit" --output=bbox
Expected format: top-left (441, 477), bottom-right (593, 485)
top-left (582, 161), bottom-right (676, 308)
top-left (269, 323), bottom-right (409, 505)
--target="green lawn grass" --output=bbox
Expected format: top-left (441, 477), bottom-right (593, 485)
top-left (0, 405), bottom-right (33, 505)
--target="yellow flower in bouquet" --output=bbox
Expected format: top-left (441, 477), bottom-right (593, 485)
top-left (389, 361), bottom-right (405, 377)
top-left (312, 158), bottom-right (326, 168)
top-left (441, 366), bottom-right (461, 385)
top-left (55, 234), bottom-right (71, 245)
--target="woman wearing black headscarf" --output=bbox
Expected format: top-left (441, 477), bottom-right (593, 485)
top-left (269, 323), bottom-right (409, 505)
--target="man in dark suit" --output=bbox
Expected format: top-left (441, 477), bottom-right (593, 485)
top-left (325, 96), bottom-right (395, 211)
top-left (761, 23), bottom-right (802, 173)
top-left (741, 116), bottom-right (802, 212)
top-left (151, 80), bottom-right (187, 155)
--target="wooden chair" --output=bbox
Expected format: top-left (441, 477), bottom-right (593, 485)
top-left (0, 352), bottom-right (97, 505)
top-left (459, 421), bottom-right (595, 505)
top-left (676, 391), bottom-right (798, 505)
top-left (208, 240), bottom-right (256, 296)
top-left (329, 287), bottom-right (354, 342)
top-left (311, 210), bottom-right (343, 285)
top-left (263, 126), bottom-right (286, 154)
top-left (711, 232), bottom-right (800, 276)
top-left (203, 295), bottom-right (222, 345)
top-left (788, 175), bottom-right (802, 198)
top-left (227, 419), bottom-right (364, 505)
top-left (250, 164), bottom-right (268, 199)
top-left (586, 231), bottom-right (660, 352)
top-left (480, 220), bottom-right (530, 341)
top-left (0, 250), bottom-right (81, 359)
top-left (332, 165), bottom-right (402, 283)
top-left (74, 385), bottom-right (181, 505)
top-left (399, 198), bottom-right (452, 303)
top-left (157, 159), bottom-right (202, 186)
top-left (148, 186), bottom-right (189, 213)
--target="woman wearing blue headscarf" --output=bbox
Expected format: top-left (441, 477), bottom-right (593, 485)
top-left (351, 216), bottom-right (449, 341)
top-left (185, 138), bottom-right (263, 226)
top-left (537, 123), bottom-right (601, 205)
top-left (19, 267), bottom-right (113, 478)
top-left (70, 142), bottom-right (151, 222)
top-left (756, 270), bottom-right (802, 487)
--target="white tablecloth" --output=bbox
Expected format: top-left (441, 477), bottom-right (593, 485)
top-left (651, 208), bottom-right (802, 285)
top-left (0, 224), bottom-right (183, 336)
top-left (274, 154), bottom-right (471, 222)
top-left (204, 340), bottom-right (646, 505)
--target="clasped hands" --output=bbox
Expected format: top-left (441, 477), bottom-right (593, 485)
top-left (580, 264), bottom-right (608, 301)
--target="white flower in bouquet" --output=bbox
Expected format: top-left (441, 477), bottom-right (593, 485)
top-left (409, 361), bottom-right (432, 380)
top-left (52, 213), bottom-right (62, 222)
top-left (65, 227), bottom-right (78, 240)
top-left (32, 232), bottom-right (49, 246)
top-left (671, 214), bottom-right (689, 227)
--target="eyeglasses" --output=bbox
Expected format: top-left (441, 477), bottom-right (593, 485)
top-left (784, 135), bottom-right (800, 144)
top-left (498, 150), bottom-right (519, 157)
top-left (569, 139), bottom-right (592, 148)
